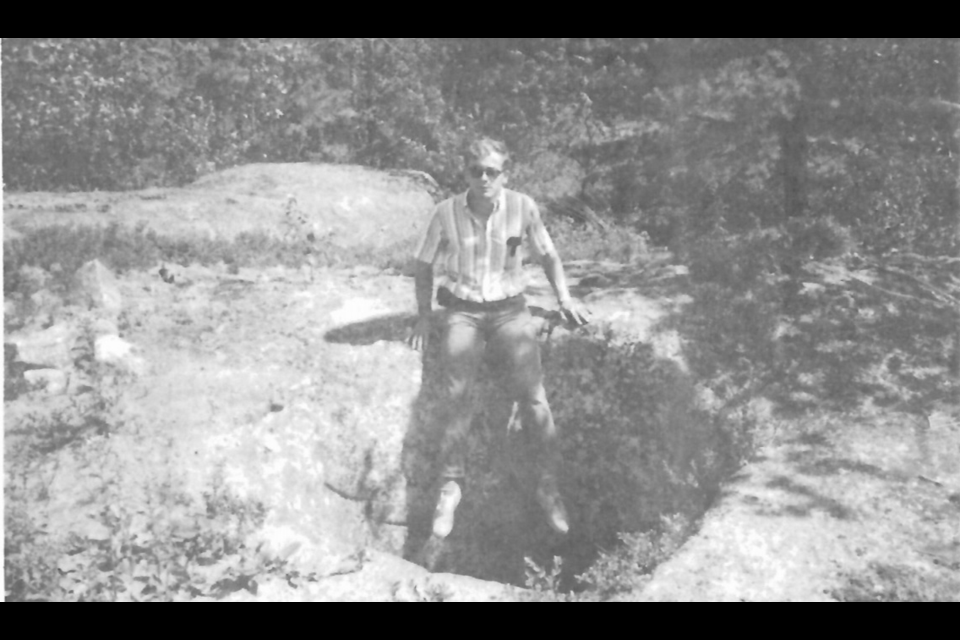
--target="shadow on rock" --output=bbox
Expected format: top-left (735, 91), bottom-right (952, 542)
top-left (323, 312), bottom-right (415, 346)
top-left (763, 475), bottom-right (855, 520)
top-left (397, 316), bottom-right (565, 585)
top-left (322, 306), bottom-right (561, 347)
top-left (395, 311), bottom-right (741, 590)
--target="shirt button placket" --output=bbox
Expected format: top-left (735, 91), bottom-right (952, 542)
top-left (483, 215), bottom-right (494, 300)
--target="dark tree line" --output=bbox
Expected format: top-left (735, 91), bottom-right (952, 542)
top-left (3, 38), bottom-right (957, 255)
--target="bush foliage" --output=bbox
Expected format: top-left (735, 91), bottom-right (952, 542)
top-left (5, 474), bottom-right (277, 602)
top-left (3, 221), bottom-right (416, 301)
top-left (3, 331), bottom-right (287, 602)
top-left (675, 219), bottom-right (959, 417)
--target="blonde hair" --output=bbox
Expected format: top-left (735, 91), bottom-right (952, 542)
top-left (462, 137), bottom-right (510, 167)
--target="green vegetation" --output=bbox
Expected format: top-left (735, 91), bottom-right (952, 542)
top-left (3, 332), bottom-right (290, 602)
top-left (545, 331), bottom-right (742, 569)
top-left (5, 470), bottom-right (280, 602)
top-left (410, 317), bottom-right (750, 592)
top-left (516, 515), bottom-right (695, 601)
top-left (545, 216), bottom-right (652, 264)
top-left (574, 514), bottom-right (696, 598)
top-left (3, 221), bottom-right (416, 298)
top-left (675, 219), bottom-right (959, 418)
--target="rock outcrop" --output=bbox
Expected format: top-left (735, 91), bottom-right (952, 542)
top-left (4, 163), bottom-right (437, 251)
top-left (5, 260), bottom-right (143, 399)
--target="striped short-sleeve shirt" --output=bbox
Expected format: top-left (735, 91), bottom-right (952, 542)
top-left (413, 188), bottom-right (558, 303)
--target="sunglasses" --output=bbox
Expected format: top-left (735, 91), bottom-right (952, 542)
top-left (468, 166), bottom-right (503, 179)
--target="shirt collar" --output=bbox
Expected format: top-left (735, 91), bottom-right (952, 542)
top-left (460, 189), bottom-right (505, 219)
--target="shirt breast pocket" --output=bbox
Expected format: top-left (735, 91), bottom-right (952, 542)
top-left (504, 235), bottom-right (524, 271)
top-left (506, 236), bottom-right (523, 258)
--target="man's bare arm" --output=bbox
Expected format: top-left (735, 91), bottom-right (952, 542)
top-left (541, 252), bottom-right (590, 325)
top-left (407, 260), bottom-right (435, 351)
top-left (541, 252), bottom-right (572, 304)
top-left (414, 260), bottom-right (434, 318)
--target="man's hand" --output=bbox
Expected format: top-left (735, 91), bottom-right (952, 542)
top-left (406, 316), bottom-right (433, 352)
top-left (559, 298), bottom-right (591, 327)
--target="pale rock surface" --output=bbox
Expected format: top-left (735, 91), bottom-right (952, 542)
top-left (250, 521), bottom-right (367, 581)
top-left (328, 296), bottom-right (391, 325)
top-left (620, 410), bottom-right (960, 602)
top-left (5, 163), bottom-right (436, 249)
top-left (211, 551), bottom-right (520, 602)
top-left (76, 259), bottom-right (123, 317)
top-left (23, 368), bottom-right (68, 394)
top-left (94, 334), bottom-right (146, 375)
top-left (6, 322), bottom-right (79, 370)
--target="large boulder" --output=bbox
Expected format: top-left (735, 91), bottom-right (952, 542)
top-left (4, 163), bottom-right (437, 251)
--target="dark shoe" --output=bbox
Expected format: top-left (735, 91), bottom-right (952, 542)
top-left (432, 480), bottom-right (463, 538)
top-left (536, 480), bottom-right (569, 535)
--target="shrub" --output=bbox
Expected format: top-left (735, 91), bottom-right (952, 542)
top-left (544, 329), bottom-right (738, 540)
top-left (575, 513), bottom-right (695, 598)
top-left (4, 474), bottom-right (278, 602)
top-left (3, 222), bottom-right (417, 302)
top-left (677, 217), bottom-right (959, 417)
top-left (3, 321), bottom-right (288, 602)
top-left (517, 556), bottom-right (578, 602)
top-left (3, 222), bottom-right (161, 297)
top-left (545, 217), bottom-right (652, 264)
top-left (4, 317), bottom-right (133, 446)
top-left (427, 324), bottom-right (744, 589)
top-left (514, 514), bottom-right (698, 601)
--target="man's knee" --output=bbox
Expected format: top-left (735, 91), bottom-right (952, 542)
top-left (507, 364), bottom-right (547, 400)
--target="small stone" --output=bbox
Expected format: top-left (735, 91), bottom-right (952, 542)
top-left (23, 369), bottom-right (68, 394)
top-left (95, 334), bottom-right (132, 360)
top-left (255, 525), bottom-right (313, 563)
top-left (94, 334), bottom-right (146, 375)
top-left (76, 519), bottom-right (112, 542)
top-left (7, 322), bottom-right (79, 370)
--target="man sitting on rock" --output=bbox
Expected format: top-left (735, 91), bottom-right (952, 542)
top-left (406, 136), bottom-right (590, 540)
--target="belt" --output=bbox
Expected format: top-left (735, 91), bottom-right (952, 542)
top-left (438, 288), bottom-right (524, 312)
